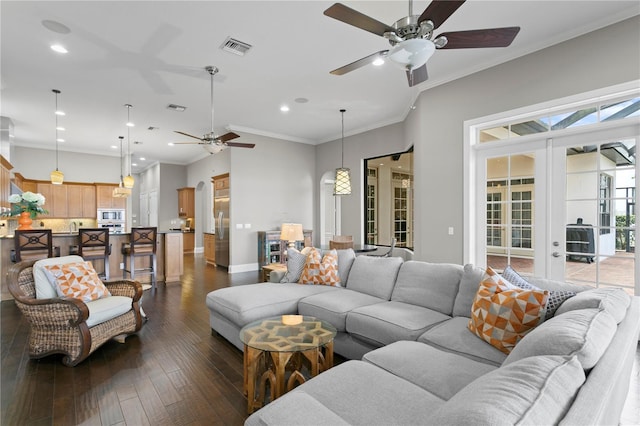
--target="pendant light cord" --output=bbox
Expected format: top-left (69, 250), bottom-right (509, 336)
top-left (126, 104), bottom-right (132, 176)
top-left (340, 109), bottom-right (346, 167)
top-left (119, 136), bottom-right (124, 182)
top-left (53, 89), bottom-right (60, 171)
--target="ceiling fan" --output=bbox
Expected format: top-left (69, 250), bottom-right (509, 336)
top-left (173, 66), bottom-right (255, 153)
top-left (324, 0), bottom-right (520, 87)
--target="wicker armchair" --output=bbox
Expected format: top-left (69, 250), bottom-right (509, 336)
top-left (8, 260), bottom-right (144, 367)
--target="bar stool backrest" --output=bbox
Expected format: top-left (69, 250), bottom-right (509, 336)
top-left (14, 229), bottom-right (53, 262)
top-left (79, 228), bottom-right (110, 257)
top-left (130, 227), bottom-right (157, 254)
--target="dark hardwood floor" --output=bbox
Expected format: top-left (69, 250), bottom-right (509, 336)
top-left (1, 254), bottom-right (639, 425)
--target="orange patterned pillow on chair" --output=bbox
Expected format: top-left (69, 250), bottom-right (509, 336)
top-left (44, 261), bottom-right (111, 303)
top-left (298, 248), bottom-right (341, 286)
top-left (468, 268), bottom-right (549, 354)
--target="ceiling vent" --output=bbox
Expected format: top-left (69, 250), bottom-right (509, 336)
top-left (220, 37), bottom-right (252, 56)
top-left (167, 104), bottom-right (186, 112)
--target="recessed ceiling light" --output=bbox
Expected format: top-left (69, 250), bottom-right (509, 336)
top-left (50, 44), bottom-right (68, 54)
top-left (126, 122), bottom-right (135, 127)
top-left (55, 110), bottom-right (65, 116)
top-left (56, 126), bottom-right (65, 131)
top-left (280, 105), bottom-right (290, 112)
top-left (139, 157), bottom-right (146, 161)
top-left (56, 138), bottom-right (65, 142)
top-left (372, 58), bottom-right (385, 66)
top-left (168, 142), bottom-right (175, 146)
top-left (110, 145), bottom-right (118, 149)
top-left (132, 163), bottom-right (138, 167)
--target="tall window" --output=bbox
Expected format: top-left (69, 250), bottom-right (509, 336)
top-left (364, 149), bottom-right (413, 249)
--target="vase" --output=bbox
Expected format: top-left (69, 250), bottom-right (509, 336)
top-left (17, 212), bottom-right (34, 230)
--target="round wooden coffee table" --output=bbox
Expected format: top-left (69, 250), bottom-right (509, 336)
top-left (240, 315), bottom-right (337, 413)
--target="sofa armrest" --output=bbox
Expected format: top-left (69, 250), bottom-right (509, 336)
top-left (270, 270), bottom-right (286, 283)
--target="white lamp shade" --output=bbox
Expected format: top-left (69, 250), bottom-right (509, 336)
top-left (280, 223), bottom-right (304, 242)
top-left (334, 168), bottom-right (352, 195)
top-left (112, 184), bottom-right (131, 198)
top-left (203, 144), bottom-right (224, 155)
top-left (387, 38), bottom-right (435, 71)
top-left (123, 174), bottom-right (135, 189)
top-left (50, 169), bottom-right (64, 185)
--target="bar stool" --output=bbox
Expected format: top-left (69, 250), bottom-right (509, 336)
top-left (13, 229), bottom-right (55, 262)
top-left (122, 227), bottom-right (157, 288)
top-left (78, 228), bottom-right (111, 280)
top-left (329, 235), bottom-right (354, 250)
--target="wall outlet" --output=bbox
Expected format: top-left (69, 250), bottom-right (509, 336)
top-left (119, 263), bottom-right (124, 270)
top-left (448, 227), bottom-right (454, 235)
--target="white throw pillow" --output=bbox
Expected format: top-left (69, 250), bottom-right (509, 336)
top-left (33, 255), bottom-right (84, 299)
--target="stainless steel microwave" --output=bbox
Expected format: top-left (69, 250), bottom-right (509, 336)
top-left (97, 209), bottom-right (125, 221)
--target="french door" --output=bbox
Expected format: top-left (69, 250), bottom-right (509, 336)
top-left (475, 126), bottom-right (638, 294)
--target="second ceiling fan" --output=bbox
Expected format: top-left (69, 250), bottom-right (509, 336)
top-left (324, 0), bottom-right (520, 87)
top-left (174, 66), bottom-right (255, 153)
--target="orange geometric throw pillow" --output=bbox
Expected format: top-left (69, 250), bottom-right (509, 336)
top-left (468, 270), bottom-right (549, 354)
top-left (298, 248), bottom-right (340, 286)
top-left (44, 261), bottom-right (111, 303)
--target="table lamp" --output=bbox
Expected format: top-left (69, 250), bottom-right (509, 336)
top-left (280, 223), bottom-right (304, 262)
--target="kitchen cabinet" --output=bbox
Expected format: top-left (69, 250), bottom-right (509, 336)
top-left (67, 184), bottom-right (97, 218)
top-left (96, 184), bottom-right (126, 209)
top-left (177, 187), bottom-right (195, 218)
top-left (183, 232), bottom-right (194, 253)
top-left (214, 176), bottom-right (229, 190)
top-left (36, 183), bottom-right (53, 217)
top-left (204, 233), bottom-right (216, 265)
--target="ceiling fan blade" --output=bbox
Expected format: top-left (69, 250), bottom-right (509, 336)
top-left (173, 141), bottom-right (206, 145)
top-left (216, 132), bottom-right (240, 143)
top-left (418, 0), bottom-right (466, 30)
top-left (406, 64), bottom-right (428, 87)
top-left (438, 27), bottom-right (520, 49)
top-left (331, 50), bottom-right (389, 75)
top-left (174, 130), bottom-right (203, 140)
top-left (324, 3), bottom-right (395, 37)
top-left (225, 142), bottom-right (256, 149)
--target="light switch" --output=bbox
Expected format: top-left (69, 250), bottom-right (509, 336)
top-left (236, 223), bottom-right (244, 229)
top-left (448, 227), bottom-right (454, 235)
top-left (245, 223), bottom-right (251, 229)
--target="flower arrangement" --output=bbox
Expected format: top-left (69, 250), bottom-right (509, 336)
top-left (4, 192), bottom-right (48, 218)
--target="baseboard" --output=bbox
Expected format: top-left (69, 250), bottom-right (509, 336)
top-left (194, 246), bottom-right (204, 253)
top-left (228, 263), bottom-right (259, 274)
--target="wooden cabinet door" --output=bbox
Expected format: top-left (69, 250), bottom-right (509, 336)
top-left (67, 185), bottom-right (84, 217)
top-left (96, 185), bottom-right (123, 209)
top-left (183, 232), bottom-right (195, 253)
top-left (204, 234), bottom-right (216, 265)
top-left (82, 185), bottom-right (96, 217)
top-left (51, 184), bottom-right (68, 217)
top-left (0, 159), bottom-right (10, 210)
top-left (177, 187), bottom-right (195, 218)
top-left (36, 183), bottom-right (53, 217)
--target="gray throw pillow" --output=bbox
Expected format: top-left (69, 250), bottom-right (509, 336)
top-left (280, 248), bottom-right (308, 283)
top-left (502, 265), bottom-right (575, 320)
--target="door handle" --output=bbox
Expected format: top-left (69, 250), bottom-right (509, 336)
top-left (552, 252), bottom-right (561, 258)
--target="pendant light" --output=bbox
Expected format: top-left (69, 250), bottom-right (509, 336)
top-left (113, 136), bottom-right (131, 198)
top-left (50, 89), bottom-right (64, 185)
top-left (333, 108), bottom-right (351, 195)
top-left (122, 104), bottom-right (134, 189)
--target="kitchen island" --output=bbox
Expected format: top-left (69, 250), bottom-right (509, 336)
top-left (0, 230), bottom-right (184, 300)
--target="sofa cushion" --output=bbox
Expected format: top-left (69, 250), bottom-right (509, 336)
top-left (346, 256), bottom-right (403, 300)
top-left (298, 290), bottom-right (385, 332)
top-left (205, 283), bottom-right (338, 327)
top-left (390, 261), bottom-right (462, 315)
top-left (555, 288), bottom-right (630, 323)
top-left (452, 264), bottom-right (485, 317)
top-left (245, 391), bottom-right (350, 426)
top-left (298, 248), bottom-right (340, 286)
top-left (431, 355), bottom-right (585, 426)
top-left (503, 308), bottom-right (617, 370)
top-left (85, 295), bottom-right (132, 328)
top-left (363, 341), bottom-right (497, 400)
top-left (502, 265), bottom-right (576, 320)
top-left (33, 255), bottom-right (85, 299)
top-left (418, 317), bottom-right (507, 366)
top-left (44, 261), bottom-right (111, 303)
top-left (346, 301), bottom-right (450, 346)
top-left (468, 273), bottom-right (548, 354)
top-left (280, 361), bottom-right (445, 425)
top-left (336, 248), bottom-right (356, 285)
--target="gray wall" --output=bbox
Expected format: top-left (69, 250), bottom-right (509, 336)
top-left (408, 15), bottom-right (640, 263)
top-left (186, 133), bottom-right (315, 271)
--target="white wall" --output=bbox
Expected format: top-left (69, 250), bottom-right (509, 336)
top-left (315, 122), bottom-right (409, 244)
top-left (187, 133), bottom-right (315, 271)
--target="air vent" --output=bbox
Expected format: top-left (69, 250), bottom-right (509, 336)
top-left (167, 104), bottom-right (186, 112)
top-left (220, 37), bottom-right (252, 56)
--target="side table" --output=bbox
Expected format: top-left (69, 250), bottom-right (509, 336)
top-left (240, 315), bottom-right (337, 413)
top-left (261, 262), bottom-right (287, 282)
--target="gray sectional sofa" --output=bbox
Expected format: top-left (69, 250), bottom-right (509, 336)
top-left (206, 253), bottom-right (640, 425)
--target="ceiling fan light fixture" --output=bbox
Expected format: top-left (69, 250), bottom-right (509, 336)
top-left (372, 57), bottom-right (385, 66)
top-left (387, 38), bottom-right (435, 71)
